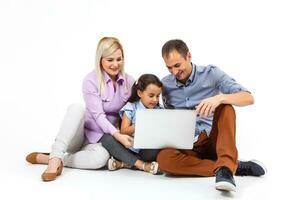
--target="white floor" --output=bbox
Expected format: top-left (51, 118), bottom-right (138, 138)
top-left (10, 164), bottom-right (268, 200)
top-left (1, 147), bottom-right (279, 200)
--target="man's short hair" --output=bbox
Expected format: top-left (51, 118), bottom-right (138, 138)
top-left (162, 39), bottom-right (189, 58)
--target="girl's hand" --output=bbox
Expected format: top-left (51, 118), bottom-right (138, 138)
top-left (113, 131), bottom-right (134, 148)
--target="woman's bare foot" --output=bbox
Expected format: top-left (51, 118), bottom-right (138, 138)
top-left (44, 157), bottom-right (62, 173)
top-left (36, 153), bottom-right (50, 164)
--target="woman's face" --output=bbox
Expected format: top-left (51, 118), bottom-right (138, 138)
top-left (101, 49), bottom-right (123, 79)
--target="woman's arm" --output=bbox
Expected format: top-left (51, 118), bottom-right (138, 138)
top-left (112, 131), bottom-right (133, 148)
top-left (120, 113), bottom-right (135, 136)
top-left (82, 78), bottom-right (117, 135)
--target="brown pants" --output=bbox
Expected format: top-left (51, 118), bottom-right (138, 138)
top-left (157, 104), bottom-right (238, 177)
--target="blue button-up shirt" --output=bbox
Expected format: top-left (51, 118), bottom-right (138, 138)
top-left (162, 63), bottom-right (248, 138)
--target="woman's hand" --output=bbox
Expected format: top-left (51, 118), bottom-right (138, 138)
top-left (113, 131), bottom-right (134, 148)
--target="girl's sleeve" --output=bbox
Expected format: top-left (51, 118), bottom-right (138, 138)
top-left (119, 102), bottom-right (134, 122)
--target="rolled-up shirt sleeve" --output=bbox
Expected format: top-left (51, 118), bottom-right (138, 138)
top-left (209, 65), bottom-right (249, 94)
top-left (82, 78), bottom-right (117, 135)
top-left (119, 102), bottom-right (136, 123)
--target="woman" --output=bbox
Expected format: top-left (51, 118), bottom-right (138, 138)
top-left (26, 37), bottom-right (135, 181)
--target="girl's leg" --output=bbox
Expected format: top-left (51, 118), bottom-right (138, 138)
top-left (100, 134), bottom-right (138, 166)
top-left (138, 149), bottom-right (160, 162)
top-left (100, 134), bottom-right (158, 173)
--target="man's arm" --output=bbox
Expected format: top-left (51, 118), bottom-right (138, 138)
top-left (196, 91), bottom-right (254, 117)
top-left (195, 66), bottom-right (254, 117)
top-left (218, 91), bottom-right (254, 106)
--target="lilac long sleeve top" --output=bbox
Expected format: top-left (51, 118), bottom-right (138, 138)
top-left (82, 70), bottom-right (135, 143)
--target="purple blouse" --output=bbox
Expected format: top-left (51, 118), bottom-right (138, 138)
top-left (82, 70), bottom-right (135, 143)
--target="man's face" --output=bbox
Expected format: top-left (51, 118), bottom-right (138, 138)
top-left (163, 50), bottom-right (192, 83)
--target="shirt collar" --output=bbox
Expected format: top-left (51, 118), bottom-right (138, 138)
top-left (175, 62), bottom-right (196, 87)
top-left (103, 71), bottom-right (125, 84)
top-left (137, 100), bottom-right (147, 109)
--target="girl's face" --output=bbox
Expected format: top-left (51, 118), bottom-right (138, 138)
top-left (101, 49), bottom-right (123, 80)
top-left (137, 84), bottom-right (162, 109)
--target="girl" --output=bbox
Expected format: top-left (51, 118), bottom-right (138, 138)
top-left (100, 74), bottom-right (163, 174)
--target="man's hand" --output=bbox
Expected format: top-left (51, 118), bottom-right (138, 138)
top-left (195, 95), bottom-right (224, 118)
top-left (113, 131), bottom-right (134, 148)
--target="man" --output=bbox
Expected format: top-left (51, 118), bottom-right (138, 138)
top-left (157, 39), bottom-right (266, 192)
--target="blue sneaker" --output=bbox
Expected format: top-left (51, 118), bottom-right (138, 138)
top-left (215, 167), bottom-right (236, 192)
top-left (236, 160), bottom-right (267, 176)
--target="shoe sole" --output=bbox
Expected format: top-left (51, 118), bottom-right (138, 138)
top-left (215, 181), bottom-right (236, 192)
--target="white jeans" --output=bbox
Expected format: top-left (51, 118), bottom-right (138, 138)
top-left (50, 104), bottom-right (109, 169)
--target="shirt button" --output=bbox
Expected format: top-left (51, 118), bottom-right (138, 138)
top-left (186, 97), bottom-right (189, 101)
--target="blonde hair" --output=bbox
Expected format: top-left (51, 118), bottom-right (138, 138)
top-left (95, 37), bottom-right (128, 95)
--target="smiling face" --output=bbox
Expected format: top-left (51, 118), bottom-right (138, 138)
top-left (137, 83), bottom-right (162, 109)
top-left (101, 48), bottom-right (123, 80)
top-left (163, 50), bottom-right (193, 83)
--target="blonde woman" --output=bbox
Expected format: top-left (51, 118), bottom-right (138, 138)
top-left (26, 37), bottom-right (135, 181)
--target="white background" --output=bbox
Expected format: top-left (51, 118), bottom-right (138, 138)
top-left (0, 0), bottom-right (299, 199)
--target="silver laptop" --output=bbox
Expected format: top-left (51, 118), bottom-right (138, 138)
top-left (133, 109), bottom-right (196, 149)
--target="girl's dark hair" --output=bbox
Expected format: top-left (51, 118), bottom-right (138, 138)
top-left (128, 74), bottom-right (163, 103)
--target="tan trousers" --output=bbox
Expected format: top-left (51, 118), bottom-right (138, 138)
top-left (157, 104), bottom-right (238, 176)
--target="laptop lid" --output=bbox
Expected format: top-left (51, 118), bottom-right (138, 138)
top-left (133, 109), bottom-right (196, 149)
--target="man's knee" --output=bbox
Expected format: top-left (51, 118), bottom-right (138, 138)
top-left (157, 148), bottom-right (178, 170)
top-left (216, 104), bottom-right (235, 116)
